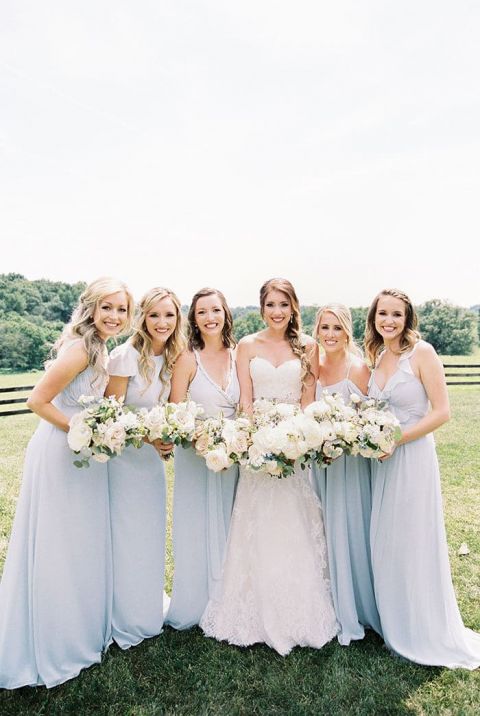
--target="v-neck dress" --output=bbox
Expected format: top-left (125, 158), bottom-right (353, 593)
top-left (166, 349), bottom-right (240, 630)
top-left (369, 343), bottom-right (480, 668)
top-left (311, 373), bottom-right (381, 644)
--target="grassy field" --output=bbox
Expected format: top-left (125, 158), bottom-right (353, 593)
top-left (0, 374), bottom-right (479, 714)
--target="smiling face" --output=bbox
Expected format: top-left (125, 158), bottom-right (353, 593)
top-left (93, 291), bottom-right (129, 340)
top-left (145, 296), bottom-right (178, 350)
top-left (262, 289), bottom-right (292, 331)
top-left (194, 293), bottom-right (225, 339)
top-left (375, 295), bottom-right (407, 344)
top-left (317, 311), bottom-right (347, 354)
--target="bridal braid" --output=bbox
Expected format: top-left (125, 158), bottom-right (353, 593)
top-left (260, 278), bottom-right (312, 386)
top-left (365, 288), bottom-right (420, 367)
top-left (131, 288), bottom-right (186, 400)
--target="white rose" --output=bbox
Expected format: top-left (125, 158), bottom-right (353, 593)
top-left (275, 403), bottom-right (297, 419)
top-left (118, 411), bottom-right (140, 430)
top-left (349, 393), bottom-right (362, 405)
top-left (68, 413), bottom-right (93, 452)
top-left (102, 422), bottom-right (127, 453)
top-left (248, 444), bottom-right (265, 468)
top-left (265, 459), bottom-right (283, 476)
top-left (206, 448), bottom-right (232, 472)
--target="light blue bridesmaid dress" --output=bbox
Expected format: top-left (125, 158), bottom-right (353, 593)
top-left (107, 342), bottom-right (169, 649)
top-left (369, 342), bottom-right (480, 668)
top-left (311, 366), bottom-right (381, 645)
top-left (166, 349), bottom-right (240, 630)
top-left (0, 346), bottom-right (112, 689)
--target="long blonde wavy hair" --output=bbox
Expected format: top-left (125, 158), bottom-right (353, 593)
top-left (130, 287), bottom-right (185, 398)
top-left (260, 277), bottom-right (312, 386)
top-left (365, 288), bottom-right (420, 366)
top-left (51, 277), bottom-right (134, 378)
top-left (313, 303), bottom-right (363, 358)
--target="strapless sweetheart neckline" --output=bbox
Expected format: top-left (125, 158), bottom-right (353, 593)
top-left (251, 356), bottom-right (299, 370)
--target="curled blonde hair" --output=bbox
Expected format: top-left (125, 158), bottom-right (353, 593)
top-left (51, 277), bottom-right (134, 379)
top-left (130, 287), bottom-right (186, 399)
top-left (260, 277), bottom-right (312, 386)
top-left (365, 288), bottom-right (420, 366)
top-left (313, 303), bottom-right (363, 358)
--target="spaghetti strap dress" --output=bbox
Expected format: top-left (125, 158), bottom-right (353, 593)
top-left (107, 342), bottom-right (169, 649)
top-left (0, 347), bottom-right (112, 689)
top-left (369, 342), bottom-right (480, 668)
top-left (166, 349), bottom-right (240, 630)
top-left (311, 364), bottom-right (381, 644)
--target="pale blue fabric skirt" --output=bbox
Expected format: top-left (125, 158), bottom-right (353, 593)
top-left (166, 446), bottom-right (239, 630)
top-left (371, 434), bottom-right (480, 668)
top-left (108, 443), bottom-right (167, 649)
top-left (0, 421), bottom-right (112, 689)
top-left (311, 454), bottom-right (381, 644)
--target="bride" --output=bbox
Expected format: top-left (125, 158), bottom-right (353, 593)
top-left (200, 278), bottom-right (338, 655)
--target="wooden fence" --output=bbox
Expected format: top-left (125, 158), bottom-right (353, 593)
top-left (1, 365), bottom-right (479, 418)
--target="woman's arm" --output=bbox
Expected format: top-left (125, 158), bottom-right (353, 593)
top-left (349, 361), bottom-right (371, 397)
top-left (237, 338), bottom-right (255, 414)
top-left (301, 341), bottom-right (319, 409)
top-left (105, 375), bottom-right (129, 400)
top-left (397, 342), bottom-right (450, 445)
top-left (26, 343), bottom-right (89, 432)
top-left (168, 350), bottom-right (196, 403)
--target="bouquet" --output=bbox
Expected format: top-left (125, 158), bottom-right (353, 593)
top-left (246, 399), bottom-right (313, 478)
top-left (68, 395), bottom-right (145, 468)
top-left (194, 414), bottom-right (251, 472)
top-left (303, 391), bottom-right (359, 468)
top-left (140, 401), bottom-right (204, 452)
top-left (347, 394), bottom-right (402, 458)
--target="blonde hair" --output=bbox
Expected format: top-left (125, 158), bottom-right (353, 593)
top-left (51, 277), bottom-right (134, 379)
top-left (130, 287), bottom-right (186, 398)
top-left (365, 288), bottom-right (420, 366)
top-left (259, 277), bottom-right (312, 386)
top-left (313, 303), bottom-right (363, 357)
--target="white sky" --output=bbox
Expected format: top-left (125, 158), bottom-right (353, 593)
top-left (1, 1), bottom-right (479, 307)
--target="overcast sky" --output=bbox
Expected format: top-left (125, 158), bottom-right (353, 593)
top-left (1, 1), bottom-right (479, 307)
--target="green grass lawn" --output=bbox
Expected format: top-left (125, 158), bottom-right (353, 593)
top-left (0, 378), bottom-right (479, 714)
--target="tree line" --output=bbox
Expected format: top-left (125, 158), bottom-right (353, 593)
top-left (0, 274), bottom-right (478, 372)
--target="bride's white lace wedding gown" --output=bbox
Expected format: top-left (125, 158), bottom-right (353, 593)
top-left (200, 356), bottom-right (339, 655)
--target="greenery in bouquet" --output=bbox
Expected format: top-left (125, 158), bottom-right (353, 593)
top-left (194, 414), bottom-right (251, 472)
top-left (68, 395), bottom-right (145, 468)
top-left (347, 394), bottom-right (402, 458)
top-left (140, 400), bottom-right (204, 450)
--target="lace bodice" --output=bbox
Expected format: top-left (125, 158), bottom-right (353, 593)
top-left (250, 357), bottom-right (302, 404)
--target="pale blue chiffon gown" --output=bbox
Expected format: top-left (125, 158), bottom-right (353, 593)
top-left (166, 349), bottom-right (240, 630)
top-left (369, 342), bottom-right (480, 668)
top-left (311, 370), bottom-right (381, 644)
top-left (0, 347), bottom-right (112, 689)
top-left (107, 343), bottom-right (169, 649)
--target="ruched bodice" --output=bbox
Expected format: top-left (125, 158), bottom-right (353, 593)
top-left (369, 346), bottom-right (429, 427)
top-left (250, 357), bottom-right (302, 404)
top-left (189, 350), bottom-right (239, 419)
top-left (53, 365), bottom-right (107, 419)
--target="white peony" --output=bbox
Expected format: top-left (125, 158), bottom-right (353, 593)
top-left (206, 447), bottom-right (232, 472)
top-left (102, 422), bottom-right (127, 453)
top-left (68, 413), bottom-right (93, 451)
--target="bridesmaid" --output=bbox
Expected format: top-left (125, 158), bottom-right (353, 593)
top-left (0, 277), bottom-right (134, 689)
top-left (166, 287), bottom-right (239, 630)
top-left (311, 304), bottom-right (381, 644)
top-left (105, 287), bottom-right (185, 649)
top-left (367, 288), bottom-right (480, 669)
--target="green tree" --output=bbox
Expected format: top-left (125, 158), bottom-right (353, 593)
top-left (233, 311), bottom-right (264, 341)
top-left (417, 300), bottom-right (477, 355)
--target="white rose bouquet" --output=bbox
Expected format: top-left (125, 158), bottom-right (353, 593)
top-left (246, 400), bottom-right (312, 478)
top-left (347, 394), bottom-right (402, 458)
top-left (194, 414), bottom-right (251, 472)
top-left (303, 391), bottom-right (359, 468)
top-left (68, 395), bottom-right (145, 468)
top-left (141, 400), bottom-right (204, 451)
